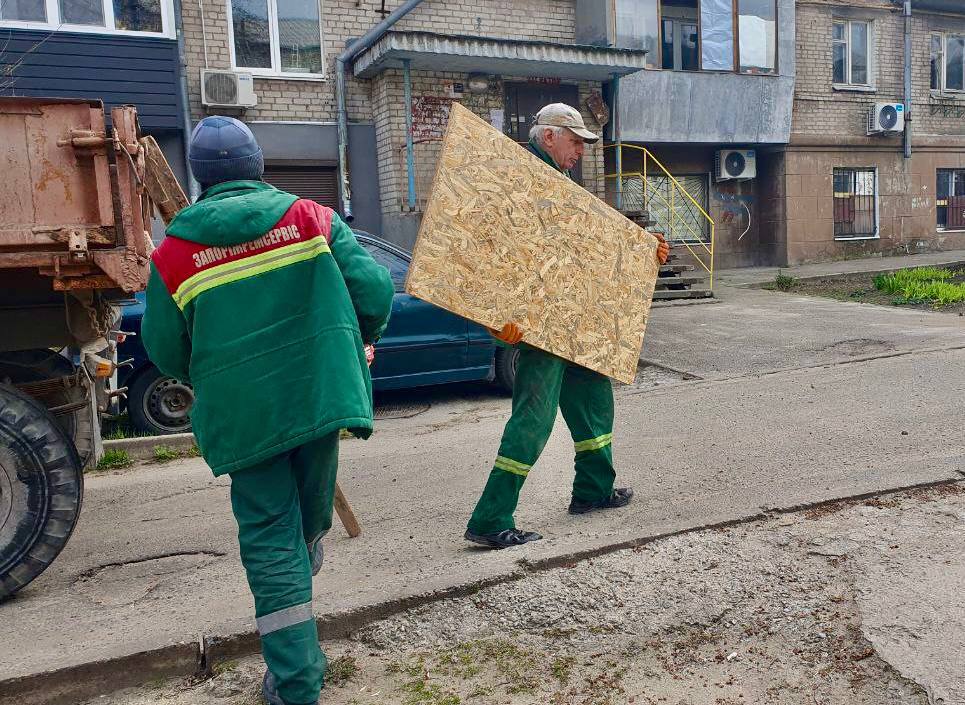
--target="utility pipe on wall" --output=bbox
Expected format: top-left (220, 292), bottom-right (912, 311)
top-left (335, 0), bottom-right (426, 222)
top-left (403, 59), bottom-right (416, 210)
top-left (613, 74), bottom-right (623, 211)
top-left (903, 0), bottom-right (912, 159)
top-left (173, 0), bottom-right (200, 200)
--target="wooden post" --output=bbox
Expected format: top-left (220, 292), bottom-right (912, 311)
top-left (333, 482), bottom-right (361, 538)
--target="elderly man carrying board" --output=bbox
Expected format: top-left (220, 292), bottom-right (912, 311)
top-left (464, 103), bottom-right (670, 550)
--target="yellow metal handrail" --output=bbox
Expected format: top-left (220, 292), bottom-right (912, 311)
top-left (603, 144), bottom-right (715, 289)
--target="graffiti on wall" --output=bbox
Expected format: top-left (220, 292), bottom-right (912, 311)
top-left (411, 96), bottom-right (456, 140)
top-left (712, 185), bottom-right (755, 240)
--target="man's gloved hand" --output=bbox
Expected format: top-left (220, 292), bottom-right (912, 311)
top-left (654, 232), bottom-right (671, 265)
top-left (364, 344), bottom-right (375, 367)
top-left (489, 322), bottom-right (524, 345)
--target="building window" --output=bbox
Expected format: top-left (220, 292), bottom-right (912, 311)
top-left (615, 0), bottom-right (660, 69)
top-left (937, 169), bottom-right (965, 230)
top-left (833, 168), bottom-right (877, 240)
top-left (662, 16), bottom-right (700, 71)
top-left (931, 33), bottom-right (965, 93)
top-left (228, 0), bottom-right (324, 77)
top-left (0, 0), bottom-right (166, 33)
top-left (737, 0), bottom-right (777, 74)
top-left (833, 20), bottom-right (871, 87)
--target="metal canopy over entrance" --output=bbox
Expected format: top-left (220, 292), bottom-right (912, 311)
top-left (353, 31), bottom-right (649, 81)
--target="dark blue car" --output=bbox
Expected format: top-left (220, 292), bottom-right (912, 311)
top-left (118, 232), bottom-right (518, 435)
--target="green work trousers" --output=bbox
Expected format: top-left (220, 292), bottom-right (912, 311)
top-left (467, 346), bottom-right (615, 535)
top-left (229, 431), bottom-right (339, 705)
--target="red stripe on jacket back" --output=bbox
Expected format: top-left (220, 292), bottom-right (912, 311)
top-left (152, 200), bottom-right (335, 295)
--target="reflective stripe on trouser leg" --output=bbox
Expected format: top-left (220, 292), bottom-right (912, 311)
top-left (230, 450), bottom-right (325, 705)
top-left (467, 347), bottom-right (567, 535)
top-left (559, 363), bottom-right (616, 503)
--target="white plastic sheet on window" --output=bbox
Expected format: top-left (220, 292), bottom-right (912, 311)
top-left (738, 14), bottom-right (776, 72)
top-left (700, 0), bottom-right (734, 71)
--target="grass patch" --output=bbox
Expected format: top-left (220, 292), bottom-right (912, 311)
top-left (95, 449), bottom-right (133, 471)
top-left (874, 267), bottom-right (965, 307)
top-left (774, 271), bottom-right (797, 292)
top-left (551, 655), bottom-right (576, 685)
top-left (152, 443), bottom-right (201, 463)
top-left (325, 655), bottom-right (359, 687)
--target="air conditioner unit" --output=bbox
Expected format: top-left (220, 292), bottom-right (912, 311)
top-left (200, 69), bottom-right (257, 108)
top-left (867, 103), bottom-right (904, 135)
top-left (715, 149), bottom-right (756, 181)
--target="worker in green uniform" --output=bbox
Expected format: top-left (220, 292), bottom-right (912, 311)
top-left (465, 103), bottom-right (670, 550)
top-left (142, 116), bottom-right (393, 704)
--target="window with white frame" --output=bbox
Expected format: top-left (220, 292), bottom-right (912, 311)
top-left (0, 0), bottom-right (167, 34)
top-left (832, 20), bottom-right (871, 87)
top-left (931, 33), bottom-right (964, 92)
top-left (228, 0), bottom-right (324, 77)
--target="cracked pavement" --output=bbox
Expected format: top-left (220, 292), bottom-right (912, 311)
top-left (1, 281), bottom-right (964, 702)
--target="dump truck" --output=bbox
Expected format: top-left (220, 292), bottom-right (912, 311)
top-left (0, 97), bottom-right (186, 599)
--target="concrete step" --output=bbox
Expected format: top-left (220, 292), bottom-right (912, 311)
top-left (654, 275), bottom-right (707, 289)
top-left (659, 264), bottom-right (696, 275)
top-left (652, 289), bottom-right (714, 300)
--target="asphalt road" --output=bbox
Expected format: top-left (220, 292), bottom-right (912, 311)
top-left (2, 284), bottom-right (963, 688)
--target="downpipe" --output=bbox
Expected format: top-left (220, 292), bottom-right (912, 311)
top-left (335, 0), bottom-right (427, 221)
top-left (903, 0), bottom-right (912, 160)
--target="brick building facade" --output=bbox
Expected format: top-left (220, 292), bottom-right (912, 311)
top-left (179, 0), bottom-right (621, 245)
top-left (781, 0), bottom-right (965, 263)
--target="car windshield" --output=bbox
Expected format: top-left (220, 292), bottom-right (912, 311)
top-left (359, 239), bottom-right (408, 290)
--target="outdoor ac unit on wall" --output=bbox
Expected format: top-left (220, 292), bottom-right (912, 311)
top-left (867, 103), bottom-right (905, 135)
top-left (715, 149), bottom-right (756, 181)
top-left (201, 69), bottom-right (258, 108)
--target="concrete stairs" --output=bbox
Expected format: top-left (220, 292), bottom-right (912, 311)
top-left (623, 209), bottom-right (713, 301)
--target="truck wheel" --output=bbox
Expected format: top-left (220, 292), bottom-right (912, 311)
top-left (128, 366), bottom-right (194, 436)
top-left (493, 347), bottom-right (519, 393)
top-left (0, 349), bottom-right (96, 468)
top-left (0, 384), bottom-right (83, 600)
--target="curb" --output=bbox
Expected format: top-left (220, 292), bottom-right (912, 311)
top-left (103, 432), bottom-right (196, 461)
top-left (3, 476), bottom-right (963, 705)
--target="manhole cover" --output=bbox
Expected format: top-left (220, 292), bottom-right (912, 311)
top-left (374, 402), bottom-right (430, 420)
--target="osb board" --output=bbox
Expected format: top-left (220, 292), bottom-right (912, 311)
top-left (405, 103), bottom-right (659, 384)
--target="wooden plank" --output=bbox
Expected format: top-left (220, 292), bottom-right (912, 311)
top-left (141, 135), bottom-right (189, 225)
top-left (405, 103), bottom-right (659, 384)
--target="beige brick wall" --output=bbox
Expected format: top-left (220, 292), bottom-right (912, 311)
top-left (370, 69), bottom-right (605, 216)
top-left (182, 0), bottom-right (576, 123)
top-left (793, 0), bottom-right (965, 139)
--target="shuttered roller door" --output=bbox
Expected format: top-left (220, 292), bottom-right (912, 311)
top-left (262, 166), bottom-right (339, 210)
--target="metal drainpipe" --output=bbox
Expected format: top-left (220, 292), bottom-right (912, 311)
top-left (613, 74), bottom-right (623, 211)
top-left (335, 0), bottom-right (427, 222)
top-left (403, 59), bottom-right (416, 210)
top-left (172, 0), bottom-right (200, 201)
top-left (903, 0), bottom-right (912, 159)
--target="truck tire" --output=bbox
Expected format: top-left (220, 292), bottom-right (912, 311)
top-left (128, 366), bottom-right (194, 436)
top-left (0, 384), bottom-right (83, 600)
top-left (493, 347), bottom-right (519, 393)
top-left (0, 349), bottom-right (96, 468)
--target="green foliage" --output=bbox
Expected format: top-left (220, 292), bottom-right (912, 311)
top-left (874, 267), bottom-right (965, 307)
top-left (774, 271), bottom-right (797, 292)
top-left (94, 449), bottom-right (133, 471)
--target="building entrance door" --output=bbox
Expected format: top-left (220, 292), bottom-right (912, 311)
top-left (504, 81), bottom-right (583, 184)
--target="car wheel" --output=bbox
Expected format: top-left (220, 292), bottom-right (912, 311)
top-left (0, 384), bottom-right (83, 600)
top-left (493, 346), bottom-right (519, 393)
top-left (128, 366), bottom-right (194, 436)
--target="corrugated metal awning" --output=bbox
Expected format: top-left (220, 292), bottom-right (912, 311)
top-left (353, 31), bottom-right (649, 81)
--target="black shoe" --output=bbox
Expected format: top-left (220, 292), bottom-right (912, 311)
top-left (262, 670), bottom-right (319, 705)
top-left (568, 487), bottom-right (634, 515)
top-left (464, 528), bottom-right (543, 549)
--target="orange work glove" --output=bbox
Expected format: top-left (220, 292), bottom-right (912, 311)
top-left (654, 232), bottom-right (671, 266)
top-left (489, 322), bottom-right (524, 345)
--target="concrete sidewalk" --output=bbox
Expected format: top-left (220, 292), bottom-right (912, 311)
top-left (715, 248), bottom-right (965, 287)
top-left (2, 278), bottom-right (964, 704)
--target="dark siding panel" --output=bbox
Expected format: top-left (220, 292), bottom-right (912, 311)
top-left (0, 29), bottom-right (182, 130)
top-left (263, 167), bottom-right (339, 211)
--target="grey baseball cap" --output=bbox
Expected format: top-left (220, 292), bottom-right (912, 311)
top-left (534, 103), bottom-right (600, 143)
